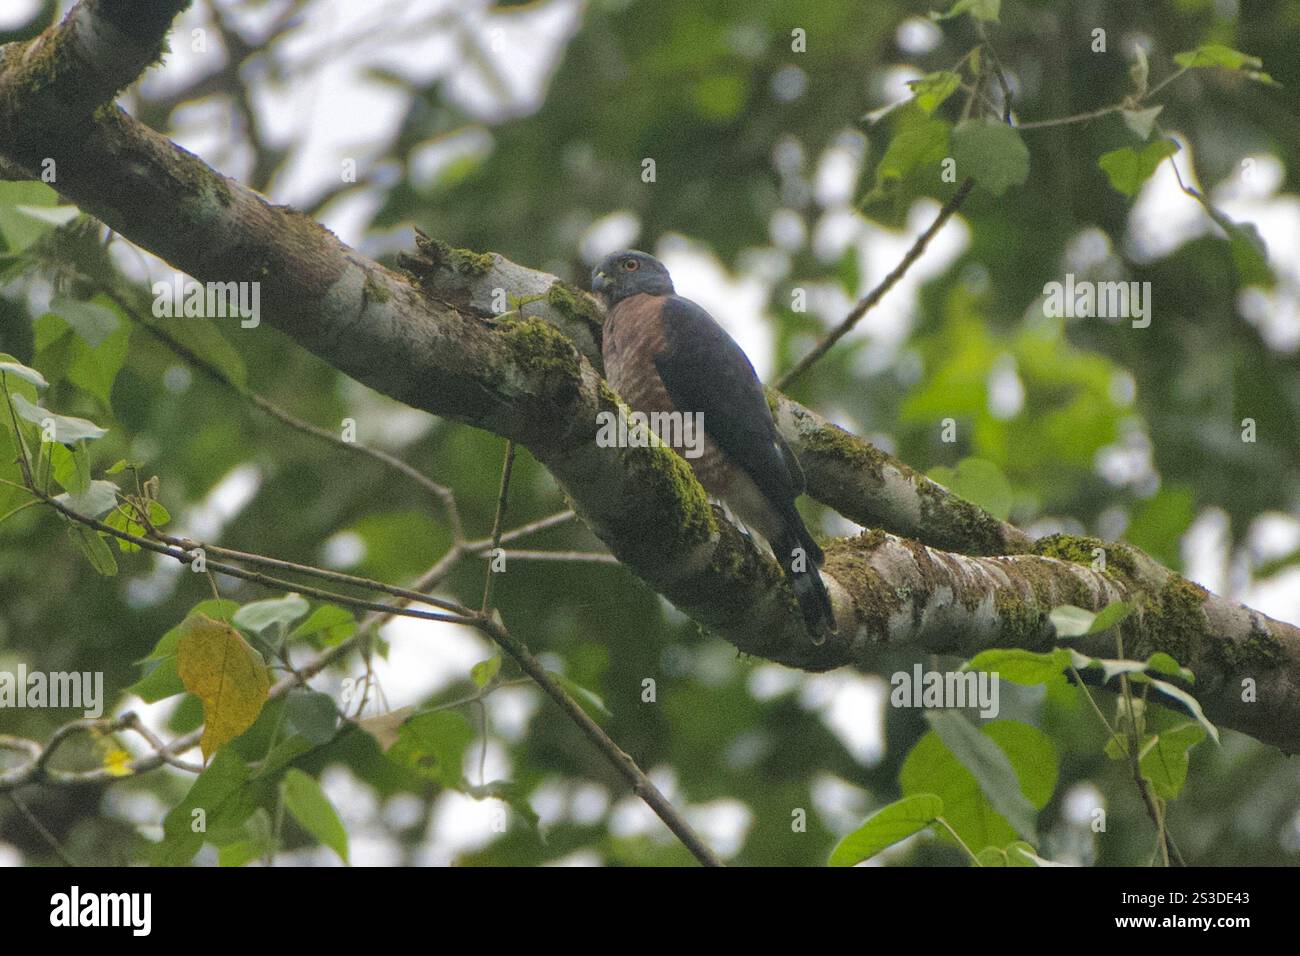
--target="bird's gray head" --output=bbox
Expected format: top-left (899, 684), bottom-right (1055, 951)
top-left (591, 250), bottom-right (674, 307)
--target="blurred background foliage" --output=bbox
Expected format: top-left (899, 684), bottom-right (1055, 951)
top-left (1, 0), bottom-right (1298, 866)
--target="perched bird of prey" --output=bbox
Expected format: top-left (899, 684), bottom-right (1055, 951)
top-left (592, 250), bottom-right (835, 638)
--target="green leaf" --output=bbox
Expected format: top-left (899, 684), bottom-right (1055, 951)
top-left (1010, 845), bottom-right (1068, 866)
top-left (11, 205), bottom-right (78, 228)
top-left (977, 840), bottom-right (1042, 866)
top-left (950, 119), bottom-right (1029, 196)
top-left (1138, 721), bottom-right (1206, 798)
top-left (288, 603), bottom-right (356, 645)
top-left (68, 319), bottom-right (130, 406)
top-left (50, 441), bottom-right (90, 495)
top-left (54, 479), bottom-right (119, 519)
top-left (1125, 485), bottom-right (1196, 566)
top-left (1098, 139), bottom-right (1178, 198)
top-left (1143, 651), bottom-right (1195, 684)
top-left (1066, 648), bottom-right (1198, 689)
top-left (0, 354), bottom-right (49, 390)
top-left (471, 655), bottom-right (502, 689)
top-left (387, 710), bottom-right (473, 786)
top-left (216, 808), bottom-right (276, 867)
top-left (691, 73), bottom-right (747, 120)
top-left (1047, 605), bottom-right (1095, 638)
top-left (285, 690), bottom-right (340, 746)
top-left (156, 747), bottom-right (251, 865)
top-left (463, 779), bottom-right (541, 830)
top-left (1091, 600), bottom-right (1134, 633)
top-left (105, 499), bottom-right (170, 552)
top-left (549, 670), bottom-right (611, 719)
top-left (129, 657), bottom-right (186, 703)
top-left (908, 71), bottom-right (961, 115)
top-left (0, 182), bottom-right (64, 252)
top-left (252, 734), bottom-right (316, 782)
top-left (1148, 679), bottom-right (1219, 743)
top-left (1049, 600), bottom-right (1133, 638)
top-left (357, 706), bottom-right (416, 751)
top-left (924, 712), bottom-right (1043, 844)
top-left (829, 794), bottom-right (945, 866)
top-left (1066, 649), bottom-right (1153, 683)
top-left (834, 244), bottom-right (860, 298)
top-left (67, 522), bottom-right (117, 576)
top-left (1121, 105), bottom-right (1163, 140)
top-left (50, 297), bottom-right (120, 348)
top-left (1174, 44), bottom-right (1276, 83)
top-left (234, 593), bottom-right (311, 645)
top-left (927, 457), bottom-right (1013, 520)
top-left (976, 845), bottom-right (1010, 866)
top-left (965, 647), bottom-right (1072, 686)
top-left (932, 0), bottom-right (1000, 22)
top-left (1223, 220), bottom-right (1273, 287)
top-left (152, 317), bottom-right (247, 388)
top-left (9, 392), bottom-right (107, 443)
top-left (280, 768), bottom-right (350, 864)
top-left (901, 727), bottom-right (1020, 851)
top-left (865, 110), bottom-right (951, 203)
top-left (1190, 196), bottom-right (1274, 288)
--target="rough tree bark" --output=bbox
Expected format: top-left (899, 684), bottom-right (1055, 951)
top-left (1, 0), bottom-right (1297, 752)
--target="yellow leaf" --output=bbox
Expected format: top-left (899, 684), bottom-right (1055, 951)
top-left (103, 749), bottom-right (133, 777)
top-left (177, 616), bottom-right (270, 760)
top-left (357, 705), bottom-right (415, 752)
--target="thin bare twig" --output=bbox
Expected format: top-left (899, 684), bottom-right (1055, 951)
top-left (477, 614), bottom-right (723, 866)
top-left (480, 440), bottom-right (516, 612)
top-left (485, 549), bottom-right (619, 564)
top-left (777, 177), bottom-right (974, 390)
top-left (6, 793), bottom-right (78, 866)
top-left (105, 287), bottom-right (466, 543)
top-left (4, 405), bottom-right (719, 863)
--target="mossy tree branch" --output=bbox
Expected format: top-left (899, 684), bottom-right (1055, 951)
top-left (1, 0), bottom-right (1298, 753)
top-left (824, 530), bottom-right (1297, 751)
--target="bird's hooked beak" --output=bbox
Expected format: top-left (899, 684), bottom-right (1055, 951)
top-left (591, 270), bottom-right (609, 294)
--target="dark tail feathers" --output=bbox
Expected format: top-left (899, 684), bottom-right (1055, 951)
top-left (774, 514), bottom-right (836, 642)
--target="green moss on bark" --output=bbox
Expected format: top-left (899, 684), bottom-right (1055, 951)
top-left (994, 587), bottom-right (1050, 646)
top-left (546, 281), bottom-right (604, 332)
top-left (915, 478), bottom-right (1014, 554)
top-left (620, 441), bottom-right (716, 552)
top-left (797, 420), bottom-right (888, 484)
top-left (363, 271), bottom-right (392, 304)
top-left (497, 315), bottom-right (583, 409)
top-left (1034, 533), bottom-right (1137, 578)
top-left (596, 378), bottom-right (622, 411)
top-left (446, 245), bottom-right (494, 276)
top-left (1209, 619), bottom-right (1286, 672)
top-left (411, 234), bottom-right (495, 277)
top-left (1134, 576), bottom-right (1209, 663)
top-left (823, 531), bottom-right (902, 640)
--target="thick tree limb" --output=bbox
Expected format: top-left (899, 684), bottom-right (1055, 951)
top-left (822, 530), bottom-right (1297, 752)
top-left (768, 394), bottom-right (1033, 556)
top-left (1, 0), bottom-right (1298, 753)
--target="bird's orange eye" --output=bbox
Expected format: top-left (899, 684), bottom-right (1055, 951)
top-left (622, 258), bottom-right (639, 272)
